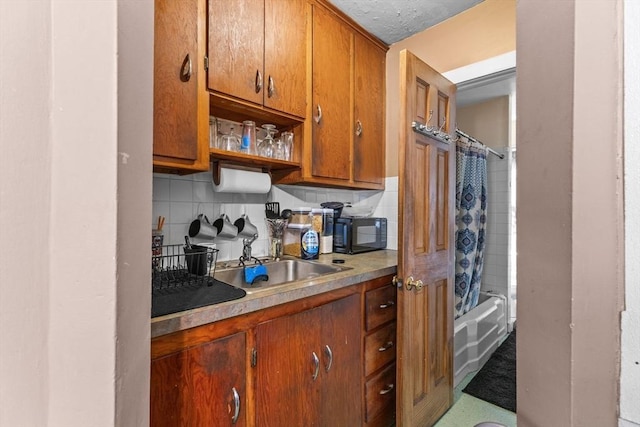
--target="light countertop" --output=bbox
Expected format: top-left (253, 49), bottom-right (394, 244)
top-left (151, 250), bottom-right (398, 338)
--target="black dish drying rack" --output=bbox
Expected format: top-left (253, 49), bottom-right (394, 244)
top-left (152, 244), bottom-right (218, 294)
top-left (151, 244), bottom-right (247, 318)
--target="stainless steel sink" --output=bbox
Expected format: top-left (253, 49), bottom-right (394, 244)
top-left (214, 258), bottom-right (352, 292)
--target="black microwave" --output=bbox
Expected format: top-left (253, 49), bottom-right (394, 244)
top-left (333, 217), bottom-right (387, 254)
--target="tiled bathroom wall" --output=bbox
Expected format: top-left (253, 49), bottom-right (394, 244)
top-left (152, 171), bottom-right (399, 263)
top-left (481, 147), bottom-right (517, 326)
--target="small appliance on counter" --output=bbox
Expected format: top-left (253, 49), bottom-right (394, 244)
top-left (333, 217), bottom-right (387, 254)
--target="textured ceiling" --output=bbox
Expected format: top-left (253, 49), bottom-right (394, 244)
top-left (329, 0), bottom-right (484, 45)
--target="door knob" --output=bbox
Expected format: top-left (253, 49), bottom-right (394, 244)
top-left (405, 276), bottom-right (424, 291)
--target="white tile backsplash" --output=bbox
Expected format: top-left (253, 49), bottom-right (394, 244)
top-left (153, 172), bottom-right (399, 261)
top-left (170, 179), bottom-right (193, 202)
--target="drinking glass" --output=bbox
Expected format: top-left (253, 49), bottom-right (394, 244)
top-left (241, 120), bottom-right (256, 155)
top-left (281, 131), bottom-right (294, 161)
top-left (258, 124), bottom-right (277, 158)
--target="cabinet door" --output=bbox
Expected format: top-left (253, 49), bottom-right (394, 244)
top-left (264, 0), bottom-right (308, 118)
top-left (150, 332), bottom-right (247, 427)
top-left (154, 0), bottom-right (209, 171)
top-left (319, 293), bottom-right (362, 426)
top-left (255, 307), bottom-right (321, 427)
top-left (354, 33), bottom-right (385, 186)
top-left (208, 0), bottom-right (264, 105)
top-left (311, 6), bottom-right (352, 181)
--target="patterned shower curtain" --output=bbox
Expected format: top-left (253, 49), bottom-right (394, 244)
top-left (454, 140), bottom-right (488, 318)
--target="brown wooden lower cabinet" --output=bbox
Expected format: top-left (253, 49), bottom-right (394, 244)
top-left (255, 293), bottom-right (362, 426)
top-left (150, 275), bottom-right (396, 427)
top-left (150, 332), bottom-right (247, 426)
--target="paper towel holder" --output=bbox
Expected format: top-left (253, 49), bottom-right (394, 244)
top-left (212, 161), bottom-right (271, 186)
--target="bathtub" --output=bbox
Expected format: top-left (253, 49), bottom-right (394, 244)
top-left (453, 292), bottom-right (508, 387)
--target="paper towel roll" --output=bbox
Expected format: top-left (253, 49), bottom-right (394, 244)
top-left (213, 167), bottom-right (272, 194)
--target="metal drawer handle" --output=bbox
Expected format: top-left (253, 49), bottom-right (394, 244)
top-left (314, 104), bottom-right (323, 124)
top-left (324, 345), bottom-right (333, 373)
top-left (312, 351), bottom-right (320, 380)
top-left (379, 300), bottom-right (395, 309)
top-left (378, 341), bottom-right (394, 352)
top-left (379, 383), bottom-right (394, 395)
top-left (255, 69), bottom-right (262, 93)
top-left (355, 119), bottom-right (363, 136)
top-left (231, 387), bottom-right (240, 424)
top-left (180, 54), bottom-right (192, 82)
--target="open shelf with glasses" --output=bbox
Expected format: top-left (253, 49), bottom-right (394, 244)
top-left (209, 92), bottom-right (303, 179)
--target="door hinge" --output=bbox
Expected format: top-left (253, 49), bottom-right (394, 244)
top-left (204, 56), bottom-right (209, 72)
top-left (251, 348), bottom-right (257, 367)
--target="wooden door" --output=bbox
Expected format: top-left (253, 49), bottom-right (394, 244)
top-left (353, 33), bottom-right (385, 186)
top-left (319, 294), bottom-right (362, 426)
top-left (150, 332), bottom-right (247, 427)
top-left (154, 0), bottom-right (209, 170)
top-left (263, 0), bottom-right (308, 118)
top-left (396, 50), bottom-right (456, 427)
top-left (208, 0), bottom-right (263, 105)
top-left (255, 307), bottom-right (321, 427)
top-left (311, 5), bottom-right (352, 181)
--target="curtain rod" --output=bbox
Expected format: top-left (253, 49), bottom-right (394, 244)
top-left (455, 129), bottom-right (505, 159)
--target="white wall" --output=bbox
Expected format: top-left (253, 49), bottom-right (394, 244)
top-left (0, 0), bottom-right (151, 425)
top-left (621, 0), bottom-right (640, 424)
top-left (0, 1), bottom-right (52, 425)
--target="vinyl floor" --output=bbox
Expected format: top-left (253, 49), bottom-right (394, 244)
top-left (432, 370), bottom-right (517, 427)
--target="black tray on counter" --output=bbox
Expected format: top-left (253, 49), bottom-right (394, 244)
top-left (151, 271), bottom-right (246, 318)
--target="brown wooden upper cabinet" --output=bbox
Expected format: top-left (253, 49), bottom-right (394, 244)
top-left (207, 0), bottom-right (308, 119)
top-left (153, 0), bottom-right (210, 173)
top-left (274, 2), bottom-right (387, 189)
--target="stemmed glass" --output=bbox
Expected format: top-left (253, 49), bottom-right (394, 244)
top-left (258, 124), bottom-right (277, 158)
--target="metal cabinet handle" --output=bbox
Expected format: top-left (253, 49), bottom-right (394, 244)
top-left (267, 75), bottom-right (275, 98)
top-left (405, 276), bottom-right (424, 291)
top-left (392, 275), bottom-right (402, 289)
top-left (355, 120), bottom-right (363, 136)
top-left (180, 54), bottom-right (192, 82)
top-left (379, 383), bottom-right (394, 395)
top-left (378, 341), bottom-right (394, 352)
top-left (255, 70), bottom-right (262, 93)
top-left (379, 300), bottom-right (395, 309)
top-left (314, 104), bottom-right (323, 124)
top-left (312, 352), bottom-right (320, 380)
top-left (231, 387), bottom-right (240, 424)
top-left (324, 345), bottom-right (333, 373)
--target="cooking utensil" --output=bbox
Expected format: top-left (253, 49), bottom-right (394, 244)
top-left (280, 209), bottom-right (292, 220)
top-left (265, 202), bottom-right (280, 219)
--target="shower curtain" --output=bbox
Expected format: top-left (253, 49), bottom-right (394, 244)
top-left (455, 140), bottom-right (488, 318)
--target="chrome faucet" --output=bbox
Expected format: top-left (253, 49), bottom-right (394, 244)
top-left (239, 233), bottom-right (260, 265)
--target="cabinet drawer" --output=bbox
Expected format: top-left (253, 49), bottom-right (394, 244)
top-left (365, 363), bottom-right (396, 424)
top-left (365, 285), bottom-right (396, 331)
top-left (365, 322), bottom-right (396, 376)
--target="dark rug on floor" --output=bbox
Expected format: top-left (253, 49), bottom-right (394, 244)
top-left (463, 329), bottom-right (516, 413)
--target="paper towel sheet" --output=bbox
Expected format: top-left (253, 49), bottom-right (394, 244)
top-left (213, 167), bottom-right (271, 194)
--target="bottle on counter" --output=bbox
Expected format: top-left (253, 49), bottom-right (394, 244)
top-left (301, 222), bottom-right (319, 260)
